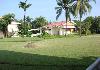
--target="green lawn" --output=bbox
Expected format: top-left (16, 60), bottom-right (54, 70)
top-left (0, 35), bottom-right (100, 70)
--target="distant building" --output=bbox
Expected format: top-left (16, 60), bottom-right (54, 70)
top-left (7, 21), bottom-right (21, 37)
top-left (44, 21), bottom-right (76, 35)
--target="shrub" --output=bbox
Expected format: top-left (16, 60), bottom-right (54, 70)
top-left (8, 32), bottom-right (15, 38)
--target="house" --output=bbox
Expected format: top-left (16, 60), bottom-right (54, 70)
top-left (44, 21), bottom-right (76, 35)
top-left (7, 21), bottom-right (21, 37)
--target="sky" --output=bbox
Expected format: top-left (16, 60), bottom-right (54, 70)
top-left (0, 0), bottom-right (100, 22)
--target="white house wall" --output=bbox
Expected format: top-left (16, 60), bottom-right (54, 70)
top-left (51, 27), bottom-right (59, 35)
top-left (8, 24), bottom-right (19, 32)
top-left (63, 26), bottom-right (75, 28)
top-left (59, 28), bottom-right (66, 35)
top-left (66, 31), bottom-right (71, 34)
top-left (45, 30), bottom-right (51, 34)
top-left (46, 27), bottom-right (68, 35)
top-left (7, 21), bottom-right (21, 37)
top-left (59, 28), bottom-right (63, 35)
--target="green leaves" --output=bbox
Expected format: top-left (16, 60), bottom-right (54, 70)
top-left (55, 7), bottom-right (62, 20)
top-left (0, 13), bottom-right (15, 37)
top-left (19, 0), bottom-right (32, 12)
top-left (74, 0), bottom-right (96, 36)
top-left (55, 0), bottom-right (75, 21)
top-left (18, 0), bottom-right (32, 36)
top-left (3, 13), bottom-right (15, 24)
top-left (32, 16), bottom-right (48, 28)
top-left (75, 0), bottom-right (96, 17)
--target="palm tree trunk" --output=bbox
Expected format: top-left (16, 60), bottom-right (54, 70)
top-left (24, 14), bottom-right (25, 24)
top-left (79, 15), bottom-right (82, 37)
top-left (24, 11), bottom-right (26, 24)
top-left (24, 11), bottom-right (26, 35)
top-left (65, 10), bottom-right (68, 36)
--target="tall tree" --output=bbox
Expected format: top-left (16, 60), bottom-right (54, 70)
top-left (32, 16), bottom-right (48, 29)
top-left (18, 16), bottom-right (32, 37)
top-left (55, 0), bottom-right (75, 33)
top-left (82, 16), bottom-right (94, 35)
top-left (73, 20), bottom-right (81, 32)
top-left (75, 0), bottom-right (96, 37)
top-left (0, 13), bottom-right (15, 37)
top-left (91, 16), bottom-right (100, 34)
top-left (18, 0), bottom-right (32, 35)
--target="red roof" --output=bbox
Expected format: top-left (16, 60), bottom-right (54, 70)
top-left (46, 21), bottom-right (74, 27)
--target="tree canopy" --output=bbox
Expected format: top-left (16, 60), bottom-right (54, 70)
top-left (74, 0), bottom-right (96, 36)
top-left (19, 0), bottom-right (32, 12)
top-left (32, 16), bottom-right (48, 28)
top-left (91, 16), bottom-right (100, 34)
top-left (55, 0), bottom-right (75, 22)
top-left (0, 13), bottom-right (15, 37)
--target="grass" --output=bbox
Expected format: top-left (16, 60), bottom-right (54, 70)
top-left (0, 35), bottom-right (100, 70)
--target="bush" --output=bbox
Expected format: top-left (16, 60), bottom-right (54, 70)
top-left (26, 31), bottom-right (32, 37)
top-left (40, 32), bottom-right (65, 39)
top-left (86, 30), bottom-right (91, 35)
top-left (42, 32), bottom-right (51, 37)
top-left (81, 29), bottom-right (91, 36)
top-left (8, 32), bottom-right (15, 38)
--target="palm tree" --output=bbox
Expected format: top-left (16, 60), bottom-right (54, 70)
top-left (75, 0), bottom-right (96, 37)
top-left (18, 0), bottom-right (31, 34)
top-left (55, 0), bottom-right (76, 35)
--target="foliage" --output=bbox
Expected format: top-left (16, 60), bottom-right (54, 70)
top-left (40, 32), bottom-right (66, 39)
top-left (91, 16), bottom-right (100, 34)
top-left (26, 16), bottom-right (33, 23)
top-left (18, 0), bottom-right (32, 21)
top-left (73, 20), bottom-right (81, 32)
top-left (18, 17), bottom-right (32, 37)
top-left (0, 19), bottom-right (5, 31)
top-left (74, 20), bottom-right (81, 27)
top-left (74, 16), bottom-right (100, 35)
top-left (55, 0), bottom-right (95, 36)
top-left (82, 16), bottom-right (94, 35)
top-left (81, 16), bottom-right (100, 35)
top-left (0, 13), bottom-right (15, 37)
top-left (75, 0), bottom-right (96, 37)
top-left (18, 0), bottom-right (32, 36)
top-left (41, 32), bottom-right (51, 38)
top-left (18, 16), bottom-right (48, 37)
top-left (55, 0), bottom-right (75, 22)
top-left (81, 22), bottom-right (92, 35)
top-left (3, 13), bottom-right (15, 24)
top-left (32, 16), bottom-right (48, 28)
top-left (19, 0), bottom-right (32, 12)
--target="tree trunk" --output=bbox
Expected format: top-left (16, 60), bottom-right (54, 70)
top-left (79, 14), bottom-right (82, 37)
top-left (24, 11), bottom-right (26, 36)
top-left (3, 28), bottom-right (8, 38)
top-left (65, 10), bottom-right (68, 36)
top-left (85, 29), bottom-right (88, 36)
top-left (85, 30), bottom-right (87, 36)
